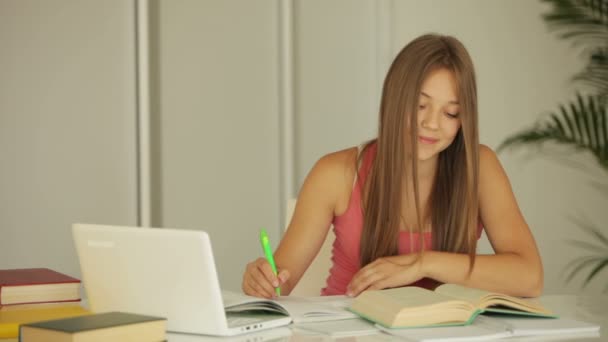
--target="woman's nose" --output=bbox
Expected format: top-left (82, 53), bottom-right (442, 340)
top-left (420, 110), bottom-right (439, 129)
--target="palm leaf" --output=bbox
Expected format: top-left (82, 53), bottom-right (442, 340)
top-left (563, 255), bottom-right (606, 283)
top-left (563, 255), bottom-right (608, 288)
top-left (584, 258), bottom-right (608, 287)
top-left (600, 94), bottom-right (608, 159)
top-left (498, 93), bottom-right (608, 171)
top-left (566, 239), bottom-right (607, 253)
top-left (572, 97), bottom-right (586, 144)
top-left (538, 0), bottom-right (608, 293)
top-left (568, 214), bottom-right (608, 246)
top-left (542, 0), bottom-right (608, 46)
top-left (563, 217), bottom-right (608, 287)
top-left (591, 94), bottom-right (601, 149)
top-left (543, 1), bottom-right (608, 96)
top-left (573, 47), bottom-right (608, 94)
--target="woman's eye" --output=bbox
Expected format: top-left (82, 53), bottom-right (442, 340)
top-left (418, 105), bottom-right (427, 110)
top-left (446, 112), bottom-right (459, 118)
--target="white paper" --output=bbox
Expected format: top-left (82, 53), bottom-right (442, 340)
top-left (377, 315), bottom-right (602, 342)
top-left (375, 316), bottom-right (512, 342)
top-left (494, 316), bottom-right (600, 336)
top-left (275, 295), bottom-right (357, 323)
top-left (222, 291), bottom-right (356, 323)
top-left (295, 318), bottom-right (379, 337)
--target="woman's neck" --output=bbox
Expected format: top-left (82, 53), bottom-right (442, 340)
top-left (403, 155), bottom-right (438, 185)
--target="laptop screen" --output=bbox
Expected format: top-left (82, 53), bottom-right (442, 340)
top-left (72, 224), bottom-right (228, 334)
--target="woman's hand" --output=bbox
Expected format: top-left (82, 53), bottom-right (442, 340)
top-left (242, 257), bottom-right (290, 298)
top-left (346, 254), bottom-right (424, 297)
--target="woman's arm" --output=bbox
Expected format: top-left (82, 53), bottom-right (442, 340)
top-left (242, 148), bottom-right (356, 298)
top-left (423, 145), bottom-right (543, 296)
top-left (347, 145), bottom-right (543, 297)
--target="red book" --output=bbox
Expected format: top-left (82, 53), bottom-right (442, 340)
top-left (0, 268), bottom-right (81, 306)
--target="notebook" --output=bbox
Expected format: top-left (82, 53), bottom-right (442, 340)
top-left (72, 224), bottom-right (291, 336)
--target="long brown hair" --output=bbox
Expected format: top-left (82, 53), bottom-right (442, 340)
top-left (360, 34), bottom-right (479, 273)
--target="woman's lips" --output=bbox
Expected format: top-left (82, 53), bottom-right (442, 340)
top-left (418, 136), bottom-right (439, 144)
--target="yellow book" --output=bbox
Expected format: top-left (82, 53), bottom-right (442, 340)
top-left (0, 301), bottom-right (81, 312)
top-left (0, 306), bottom-right (89, 338)
top-left (349, 284), bottom-right (556, 329)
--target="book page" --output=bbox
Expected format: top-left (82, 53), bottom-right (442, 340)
top-left (435, 284), bottom-right (491, 306)
top-left (275, 295), bottom-right (357, 323)
top-left (222, 290), bottom-right (265, 307)
top-left (435, 285), bottom-right (552, 315)
top-left (354, 286), bottom-right (470, 312)
top-left (222, 291), bottom-right (356, 323)
top-left (222, 290), bottom-right (288, 316)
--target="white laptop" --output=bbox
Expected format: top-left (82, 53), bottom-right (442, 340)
top-left (72, 223), bottom-right (292, 336)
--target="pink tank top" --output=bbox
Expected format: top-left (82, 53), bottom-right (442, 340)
top-left (321, 143), bottom-right (483, 295)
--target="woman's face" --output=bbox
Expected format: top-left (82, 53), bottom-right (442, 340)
top-left (415, 68), bottom-right (462, 162)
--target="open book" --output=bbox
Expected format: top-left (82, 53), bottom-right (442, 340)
top-left (222, 291), bottom-right (357, 323)
top-left (349, 284), bottom-right (556, 328)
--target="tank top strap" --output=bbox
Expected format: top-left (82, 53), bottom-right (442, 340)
top-left (356, 141), bottom-right (377, 191)
top-left (351, 143), bottom-right (365, 189)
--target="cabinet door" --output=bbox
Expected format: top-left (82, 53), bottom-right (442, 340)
top-left (0, 0), bottom-right (138, 278)
top-left (150, 0), bottom-right (280, 290)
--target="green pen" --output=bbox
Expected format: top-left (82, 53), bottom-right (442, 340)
top-left (259, 228), bottom-right (281, 296)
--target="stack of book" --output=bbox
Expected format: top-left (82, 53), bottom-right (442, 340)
top-left (0, 268), bottom-right (90, 338)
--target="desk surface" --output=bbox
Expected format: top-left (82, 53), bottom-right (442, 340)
top-left (167, 294), bottom-right (608, 342)
top-left (2, 294), bottom-right (606, 341)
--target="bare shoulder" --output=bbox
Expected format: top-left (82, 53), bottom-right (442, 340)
top-left (479, 144), bottom-right (510, 187)
top-left (310, 147), bottom-right (358, 187)
top-left (317, 147), bottom-right (358, 172)
top-left (479, 144), bottom-right (503, 172)
top-left (305, 146), bottom-right (358, 214)
top-left (479, 144), bottom-right (498, 162)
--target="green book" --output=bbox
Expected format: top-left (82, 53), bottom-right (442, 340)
top-left (19, 311), bottom-right (166, 342)
top-left (349, 284), bottom-right (557, 329)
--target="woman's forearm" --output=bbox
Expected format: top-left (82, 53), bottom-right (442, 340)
top-left (421, 251), bottom-right (543, 297)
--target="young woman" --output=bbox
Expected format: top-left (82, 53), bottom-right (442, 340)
top-left (242, 34), bottom-right (543, 299)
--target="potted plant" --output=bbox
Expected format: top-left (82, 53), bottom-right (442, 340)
top-left (498, 0), bottom-right (608, 291)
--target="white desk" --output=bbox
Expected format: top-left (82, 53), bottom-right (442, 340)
top-left (166, 295), bottom-right (608, 342)
top-left (2, 295), bottom-right (605, 341)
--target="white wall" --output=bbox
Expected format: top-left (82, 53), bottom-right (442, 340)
top-left (0, 0), bottom-right (138, 278)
